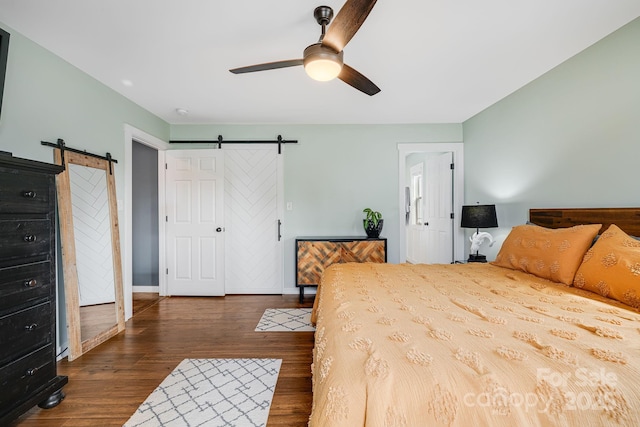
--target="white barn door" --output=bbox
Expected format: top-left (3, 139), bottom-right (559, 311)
top-left (223, 145), bottom-right (282, 294)
top-left (165, 150), bottom-right (225, 296)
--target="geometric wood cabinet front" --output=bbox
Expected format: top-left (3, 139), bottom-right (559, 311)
top-left (0, 152), bottom-right (68, 424)
top-left (295, 236), bottom-right (387, 303)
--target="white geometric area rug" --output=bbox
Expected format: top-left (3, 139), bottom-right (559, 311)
top-left (124, 358), bottom-right (282, 427)
top-left (254, 308), bottom-right (315, 332)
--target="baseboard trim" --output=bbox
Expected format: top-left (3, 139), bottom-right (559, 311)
top-left (133, 286), bottom-right (160, 293)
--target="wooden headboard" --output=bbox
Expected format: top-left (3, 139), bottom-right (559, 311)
top-left (529, 208), bottom-right (640, 237)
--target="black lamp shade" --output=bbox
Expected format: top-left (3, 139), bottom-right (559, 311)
top-left (461, 204), bottom-right (498, 229)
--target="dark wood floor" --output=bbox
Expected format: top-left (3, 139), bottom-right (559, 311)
top-left (13, 294), bottom-right (315, 426)
top-left (132, 292), bottom-right (167, 315)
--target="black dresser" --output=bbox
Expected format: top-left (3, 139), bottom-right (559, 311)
top-left (0, 152), bottom-right (68, 424)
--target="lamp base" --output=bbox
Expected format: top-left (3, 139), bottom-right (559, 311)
top-left (467, 254), bottom-right (487, 263)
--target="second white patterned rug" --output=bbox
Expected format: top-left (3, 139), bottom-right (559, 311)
top-left (255, 308), bottom-right (315, 332)
top-left (124, 358), bottom-right (281, 427)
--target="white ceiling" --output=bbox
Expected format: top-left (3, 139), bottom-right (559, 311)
top-left (1, 1), bottom-right (639, 125)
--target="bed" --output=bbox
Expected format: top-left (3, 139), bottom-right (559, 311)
top-left (309, 208), bottom-right (640, 426)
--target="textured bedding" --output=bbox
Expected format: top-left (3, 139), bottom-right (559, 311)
top-left (309, 262), bottom-right (640, 426)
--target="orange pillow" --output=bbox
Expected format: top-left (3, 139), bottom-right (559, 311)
top-left (573, 224), bottom-right (640, 307)
top-left (492, 223), bottom-right (601, 285)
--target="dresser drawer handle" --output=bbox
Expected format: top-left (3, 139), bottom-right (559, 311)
top-left (22, 190), bottom-right (37, 198)
top-left (26, 367), bottom-right (39, 377)
top-left (25, 323), bottom-right (39, 331)
top-left (23, 234), bottom-right (37, 243)
top-left (24, 279), bottom-right (38, 287)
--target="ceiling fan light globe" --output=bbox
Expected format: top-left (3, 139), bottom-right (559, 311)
top-left (305, 59), bottom-right (342, 81)
top-left (303, 43), bottom-right (344, 82)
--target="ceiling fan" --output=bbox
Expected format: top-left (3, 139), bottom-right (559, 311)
top-left (229, 0), bottom-right (380, 96)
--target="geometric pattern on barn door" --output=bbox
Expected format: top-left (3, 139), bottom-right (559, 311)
top-left (68, 163), bottom-right (115, 306)
top-left (223, 146), bottom-right (282, 294)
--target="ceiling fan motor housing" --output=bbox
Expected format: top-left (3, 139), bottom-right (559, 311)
top-left (303, 44), bottom-right (343, 64)
top-left (314, 6), bottom-right (334, 26)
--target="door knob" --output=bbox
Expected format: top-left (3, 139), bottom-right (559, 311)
top-left (216, 227), bottom-right (223, 232)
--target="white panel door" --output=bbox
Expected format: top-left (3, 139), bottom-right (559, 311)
top-left (223, 145), bottom-right (282, 294)
top-left (424, 152), bottom-right (454, 264)
top-left (406, 163), bottom-right (425, 264)
top-left (165, 150), bottom-right (225, 296)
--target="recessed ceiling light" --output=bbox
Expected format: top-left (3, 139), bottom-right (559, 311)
top-left (175, 108), bottom-right (189, 116)
top-left (121, 79), bottom-right (133, 87)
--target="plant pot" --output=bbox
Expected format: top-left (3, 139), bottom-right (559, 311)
top-left (363, 219), bottom-right (383, 238)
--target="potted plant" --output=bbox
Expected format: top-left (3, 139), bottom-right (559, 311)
top-left (363, 208), bottom-right (383, 238)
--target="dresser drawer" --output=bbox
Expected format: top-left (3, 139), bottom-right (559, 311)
top-left (0, 262), bottom-right (51, 312)
top-left (0, 220), bottom-right (51, 261)
top-left (0, 171), bottom-right (52, 214)
top-left (0, 302), bottom-right (52, 366)
top-left (0, 345), bottom-right (56, 411)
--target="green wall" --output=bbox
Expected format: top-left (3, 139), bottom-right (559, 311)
top-left (463, 17), bottom-right (640, 259)
top-left (171, 124), bottom-right (463, 292)
top-left (0, 21), bottom-right (169, 353)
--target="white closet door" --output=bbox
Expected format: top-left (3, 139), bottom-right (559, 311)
top-left (165, 150), bottom-right (225, 296)
top-left (223, 145), bottom-right (282, 294)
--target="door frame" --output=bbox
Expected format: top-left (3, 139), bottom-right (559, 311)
top-left (124, 125), bottom-right (170, 320)
top-left (397, 143), bottom-right (465, 264)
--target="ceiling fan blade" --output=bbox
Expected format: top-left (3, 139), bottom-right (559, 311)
top-left (322, 0), bottom-right (377, 53)
top-left (229, 59), bottom-right (303, 74)
top-left (338, 64), bottom-right (380, 96)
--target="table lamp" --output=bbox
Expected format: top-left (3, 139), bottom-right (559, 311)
top-left (461, 204), bottom-right (498, 262)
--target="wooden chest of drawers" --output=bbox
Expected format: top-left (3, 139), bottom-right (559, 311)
top-left (295, 236), bottom-right (387, 302)
top-left (0, 152), bottom-right (68, 424)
